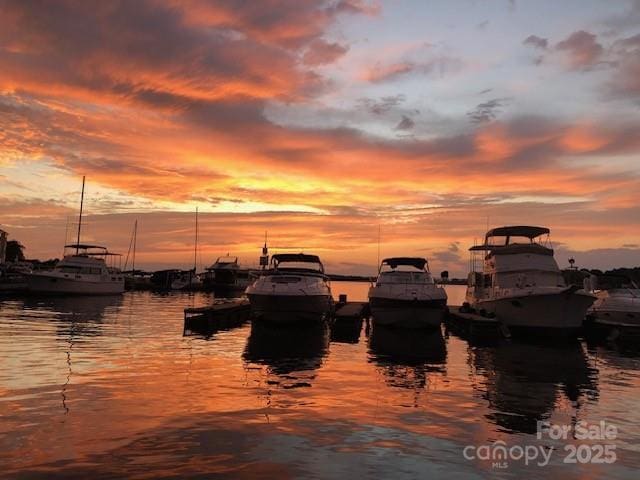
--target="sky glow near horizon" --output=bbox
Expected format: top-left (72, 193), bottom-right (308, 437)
top-left (1, 0), bottom-right (639, 275)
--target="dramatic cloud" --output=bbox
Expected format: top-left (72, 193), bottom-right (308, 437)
top-left (466, 98), bottom-right (511, 124)
top-left (607, 33), bottom-right (640, 101)
top-left (394, 115), bottom-right (415, 131)
top-left (302, 39), bottom-right (349, 66)
top-left (523, 35), bottom-right (549, 50)
top-left (361, 56), bottom-right (462, 83)
top-left (555, 30), bottom-right (604, 69)
top-left (358, 94), bottom-right (407, 115)
top-left (0, 0), bottom-right (639, 272)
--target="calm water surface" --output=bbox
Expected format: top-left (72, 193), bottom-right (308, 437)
top-left (1, 283), bottom-right (639, 479)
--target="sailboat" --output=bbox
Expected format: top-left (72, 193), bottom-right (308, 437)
top-left (171, 208), bottom-right (203, 291)
top-left (26, 177), bottom-right (125, 295)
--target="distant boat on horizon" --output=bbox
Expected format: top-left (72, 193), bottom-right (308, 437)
top-left (203, 255), bottom-right (251, 297)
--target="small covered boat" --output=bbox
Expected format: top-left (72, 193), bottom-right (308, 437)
top-left (369, 257), bottom-right (448, 329)
top-left (246, 253), bottom-right (333, 324)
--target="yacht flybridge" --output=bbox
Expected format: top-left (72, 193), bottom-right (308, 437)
top-left (27, 244), bottom-right (125, 295)
top-left (369, 257), bottom-right (448, 329)
top-left (465, 226), bottom-right (595, 335)
top-left (26, 177), bottom-right (125, 295)
top-left (246, 253), bottom-right (333, 324)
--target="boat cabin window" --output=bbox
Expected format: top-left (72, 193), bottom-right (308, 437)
top-left (487, 234), bottom-right (549, 247)
top-left (271, 276), bottom-right (302, 283)
top-left (495, 271), bottom-right (565, 288)
top-left (58, 266), bottom-right (81, 273)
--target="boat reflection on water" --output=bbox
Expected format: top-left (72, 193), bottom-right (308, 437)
top-left (330, 318), bottom-right (364, 344)
top-left (243, 321), bottom-right (330, 388)
top-left (21, 294), bottom-right (123, 332)
top-left (368, 325), bottom-right (447, 392)
top-left (19, 295), bottom-right (124, 415)
top-left (471, 341), bottom-right (599, 434)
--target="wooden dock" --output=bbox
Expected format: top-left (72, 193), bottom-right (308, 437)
top-left (183, 299), bottom-right (251, 335)
top-left (334, 301), bottom-right (370, 321)
top-left (445, 306), bottom-right (508, 339)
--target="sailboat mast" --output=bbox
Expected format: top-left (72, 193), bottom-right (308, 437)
top-left (194, 207), bottom-right (198, 271)
top-left (75, 176), bottom-right (85, 255)
top-left (132, 219), bottom-right (137, 272)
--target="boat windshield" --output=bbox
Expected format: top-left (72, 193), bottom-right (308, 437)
top-left (378, 270), bottom-right (433, 284)
top-left (276, 261), bottom-right (324, 272)
top-left (271, 254), bottom-right (325, 274)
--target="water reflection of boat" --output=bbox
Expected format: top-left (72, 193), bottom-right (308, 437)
top-left (368, 326), bottom-right (447, 391)
top-left (470, 341), bottom-right (598, 434)
top-left (330, 318), bottom-right (364, 344)
top-left (243, 321), bottom-right (329, 377)
top-left (22, 294), bottom-right (123, 321)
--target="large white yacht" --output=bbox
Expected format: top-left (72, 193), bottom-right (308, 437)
top-left (369, 257), bottom-right (448, 329)
top-left (27, 244), bottom-right (125, 295)
top-left (246, 253), bottom-right (333, 324)
top-left (465, 226), bottom-right (595, 335)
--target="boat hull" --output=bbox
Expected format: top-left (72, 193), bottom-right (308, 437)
top-left (473, 291), bottom-right (594, 335)
top-left (247, 293), bottom-right (333, 324)
top-left (26, 273), bottom-right (124, 295)
top-left (369, 297), bottom-right (446, 329)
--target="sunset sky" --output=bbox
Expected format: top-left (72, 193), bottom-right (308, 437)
top-left (1, 0), bottom-right (639, 276)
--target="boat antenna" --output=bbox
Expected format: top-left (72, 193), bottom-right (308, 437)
top-left (260, 231), bottom-right (269, 270)
top-left (75, 176), bottom-right (85, 255)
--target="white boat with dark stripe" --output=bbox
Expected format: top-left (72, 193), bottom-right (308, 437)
top-left (369, 257), bottom-right (447, 329)
top-left (466, 226), bottom-right (595, 336)
top-left (246, 253), bottom-right (333, 324)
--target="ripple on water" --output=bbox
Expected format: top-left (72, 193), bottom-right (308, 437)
top-left (1, 287), bottom-right (639, 478)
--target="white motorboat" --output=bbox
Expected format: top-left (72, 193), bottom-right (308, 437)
top-left (369, 257), bottom-right (447, 329)
top-left (27, 244), bottom-right (124, 295)
top-left (465, 226), bottom-right (595, 336)
top-left (246, 253), bottom-right (333, 324)
top-left (586, 275), bottom-right (640, 328)
top-left (25, 177), bottom-right (125, 295)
